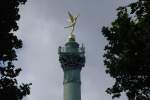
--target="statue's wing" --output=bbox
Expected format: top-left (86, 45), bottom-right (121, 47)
top-left (64, 22), bottom-right (75, 28)
top-left (68, 11), bottom-right (74, 23)
top-left (64, 25), bottom-right (73, 28)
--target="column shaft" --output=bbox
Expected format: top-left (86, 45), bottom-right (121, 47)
top-left (63, 68), bottom-right (81, 100)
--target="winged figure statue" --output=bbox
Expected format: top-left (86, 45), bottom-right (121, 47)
top-left (64, 11), bottom-right (79, 34)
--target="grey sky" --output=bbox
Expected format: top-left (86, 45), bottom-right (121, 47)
top-left (16, 0), bottom-right (135, 100)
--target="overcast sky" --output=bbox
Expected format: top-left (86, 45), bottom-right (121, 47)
top-left (15, 0), bottom-right (135, 100)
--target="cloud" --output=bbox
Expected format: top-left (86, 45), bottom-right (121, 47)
top-left (16, 0), bottom-right (131, 100)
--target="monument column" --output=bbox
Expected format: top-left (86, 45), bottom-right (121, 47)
top-left (58, 12), bottom-right (85, 100)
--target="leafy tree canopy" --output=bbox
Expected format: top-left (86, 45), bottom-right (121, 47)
top-left (102, 0), bottom-right (150, 100)
top-left (0, 0), bottom-right (31, 100)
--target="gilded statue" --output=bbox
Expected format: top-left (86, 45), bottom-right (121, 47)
top-left (64, 11), bottom-right (79, 35)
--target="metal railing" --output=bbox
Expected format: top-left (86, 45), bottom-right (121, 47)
top-left (58, 45), bottom-right (85, 54)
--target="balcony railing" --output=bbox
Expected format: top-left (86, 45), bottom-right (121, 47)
top-left (58, 44), bottom-right (85, 54)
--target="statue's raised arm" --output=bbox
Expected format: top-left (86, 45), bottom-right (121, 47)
top-left (64, 11), bottom-right (79, 34)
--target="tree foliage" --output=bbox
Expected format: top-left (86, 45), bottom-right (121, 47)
top-left (102, 0), bottom-right (150, 100)
top-left (0, 0), bottom-right (31, 100)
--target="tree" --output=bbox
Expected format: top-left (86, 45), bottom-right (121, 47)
top-left (102, 0), bottom-right (150, 100)
top-left (0, 0), bottom-right (31, 100)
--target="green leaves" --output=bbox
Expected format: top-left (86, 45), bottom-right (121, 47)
top-left (0, 0), bottom-right (31, 100)
top-left (102, 0), bottom-right (150, 99)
